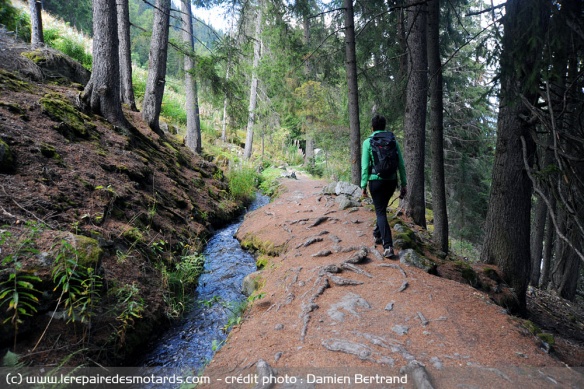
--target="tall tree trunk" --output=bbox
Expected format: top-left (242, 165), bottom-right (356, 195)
top-left (550, 208), bottom-right (581, 300)
top-left (480, 0), bottom-right (548, 313)
top-left (396, 5), bottom-right (407, 88)
top-left (539, 201), bottom-right (555, 288)
top-left (29, 0), bottom-right (43, 48)
top-left (403, 0), bottom-right (428, 228)
top-left (530, 193), bottom-right (547, 287)
top-left (427, 0), bottom-right (448, 253)
top-left (243, 5), bottom-right (262, 160)
top-left (344, 0), bottom-right (361, 186)
top-left (181, 0), bottom-right (202, 154)
top-left (221, 14), bottom-right (236, 143)
top-left (530, 143), bottom-right (553, 286)
top-left (81, 0), bottom-right (129, 129)
top-left (303, 13), bottom-right (315, 168)
top-left (142, 0), bottom-right (171, 137)
top-left (117, 0), bottom-right (137, 111)
top-left (548, 36), bottom-right (583, 300)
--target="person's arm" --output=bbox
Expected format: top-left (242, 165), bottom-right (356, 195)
top-left (360, 138), bottom-right (371, 194)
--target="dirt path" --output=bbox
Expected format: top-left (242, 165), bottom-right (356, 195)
top-left (200, 174), bottom-right (582, 388)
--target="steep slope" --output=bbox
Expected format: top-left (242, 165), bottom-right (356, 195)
top-left (0, 30), bottom-right (242, 365)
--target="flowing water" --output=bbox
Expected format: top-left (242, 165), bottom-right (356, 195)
top-left (139, 193), bottom-right (270, 372)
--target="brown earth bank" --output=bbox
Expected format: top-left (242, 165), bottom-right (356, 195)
top-left (201, 173), bottom-right (584, 388)
top-left (0, 30), bottom-right (244, 366)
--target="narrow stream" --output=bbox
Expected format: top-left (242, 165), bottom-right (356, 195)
top-left (139, 193), bottom-right (270, 372)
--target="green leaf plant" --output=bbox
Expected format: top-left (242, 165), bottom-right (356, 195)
top-left (0, 227), bottom-right (42, 350)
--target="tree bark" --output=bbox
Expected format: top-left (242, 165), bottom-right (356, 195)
top-left (530, 193), bottom-right (547, 286)
top-left (117, 0), bottom-right (137, 111)
top-left (243, 5), bottom-right (262, 160)
top-left (303, 12), bottom-right (315, 168)
top-left (550, 208), bottom-right (581, 300)
top-left (81, 0), bottom-right (129, 129)
top-left (427, 0), bottom-right (448, 253)
top-left (539, 202), bottom-right (555, 288)
top-left (480, 0), bottom-right (548, 313)
top-left (142, 0), bottom-right (171, 137)
top-left (181, 0), bottom-right (202, 154)
top-left (403, 0), bottom-right (428, 228)
top-left (530, 143), bottom-right (553, 286)
top-left (343, 0), bottom-right (361, 186)
top-left (29, 0), bottom-right (44, 48)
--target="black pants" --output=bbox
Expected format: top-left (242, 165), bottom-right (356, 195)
top-left (369, 179), bottom-right (398, 249)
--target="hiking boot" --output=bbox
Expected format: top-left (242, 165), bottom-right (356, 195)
top-left (383, 247), bottom-right (395, 259)
top-left (374, 236), bottom-right (382, 245)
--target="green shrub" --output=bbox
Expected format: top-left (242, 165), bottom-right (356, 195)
top-left (0, 0), bottom-right (30, 42)
top-left (259, 167), bottom-right (282, 197)
top-left (43, 27), bottom-right (92, 70)
top-left (227, 166), bottom-right (258, 204)
top-left (161, 254), bottom-right (205, 318)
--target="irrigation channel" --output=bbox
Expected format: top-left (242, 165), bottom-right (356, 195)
top-left (139, 193), bottom-right (270, 373)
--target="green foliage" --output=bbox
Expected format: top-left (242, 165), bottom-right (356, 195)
top-left (199, 292), bottom-right (265, 334)
top-left (258, 167), bottom-right (281, 197)
top-left (0, 0), bottom-right (30, 41)
top-left (161, 254), bottom-right (205, 318)
top-left (226, 166), bottom-right (258, 204)
top-left (42, 0), bottom-right (93, 35)
top-left (0, 265), bottom-right (41, 338)
top-left (450, 238), bottom-right (481, 261)
top-left (111, 283), bottom-right (145, 346)
top-left (0, 226), bottom-right (42, 348)
top-left (51, 239), bottom-right (102, 325)
top-left (43, 28), bottom-right (93, 70)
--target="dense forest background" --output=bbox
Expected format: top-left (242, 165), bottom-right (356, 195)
top-left (1, 0), bottom-right (583, 320)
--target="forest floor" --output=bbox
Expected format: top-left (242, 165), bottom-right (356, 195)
top-left (201, 173), bottom-right (584, 388)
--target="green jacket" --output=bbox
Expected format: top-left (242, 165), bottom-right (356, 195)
top-left (361, 130), bottom-right (407, 189)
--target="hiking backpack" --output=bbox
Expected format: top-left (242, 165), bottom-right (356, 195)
top-left (369, 132), bottom-right (399, 179)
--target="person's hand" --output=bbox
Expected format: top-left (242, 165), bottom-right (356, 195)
top-left (399, 186), bottom-right (407, 199)
top-left (362, 188), bottom-right (368, 198)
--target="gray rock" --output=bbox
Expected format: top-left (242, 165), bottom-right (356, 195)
top-left (392, 325), bottom-right (409, 336)
top-left (401, 360), bottom-right (434, 389)
top-left (254, 359), bottom-right (276, 389)
top-left (322, 182), bottom-right (337, 195)
top-left (327, 292), bottom-right (371, 322)
top-left (242, 270), bottom-right (263, 297)
top-left (335, 195), bottom-right (361, 210)
top-left (321, 338), bottom-right (372, 360)
top-left (393, 223), bottom-right (407, 233)
top-left (335, 181), bottom-right (362, 199)
top-left (399, 249), bottom-right (437, 273)
top-left (27, 48), bottom-right (91, 85)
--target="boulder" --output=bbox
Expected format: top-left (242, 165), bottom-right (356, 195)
top-left (242, 270), bottom-right (263, 297)
top-left (336, 195), bottom-right (361, 210)
top-left (399, 249), bottom-right (437, 274)
top-left (335, 181), bottom-right (361, 199)
top-left (21, 48), bottom-right (90, 85)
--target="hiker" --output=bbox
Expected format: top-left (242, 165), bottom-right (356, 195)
top-left (361, 114), bottom-right (407, 259)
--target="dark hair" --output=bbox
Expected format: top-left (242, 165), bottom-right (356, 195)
top-left (371, 114), bottom-right (386, 131)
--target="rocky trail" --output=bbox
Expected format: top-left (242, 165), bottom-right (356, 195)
top-left (199, 173), bottom-right (583, 388)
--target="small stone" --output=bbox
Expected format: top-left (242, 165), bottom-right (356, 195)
top-left (392, 325), bottom-right (409, 336)
top-left (384, 302), bottom-right (394, 311)
top-left (274, 352), bottom-right (283, 362)
top-left (274, 324), bottom-right (284, 330)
